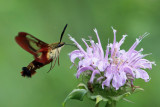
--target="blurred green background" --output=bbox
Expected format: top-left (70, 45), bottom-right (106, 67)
top-left (0, 0), bottom-right (160, 107)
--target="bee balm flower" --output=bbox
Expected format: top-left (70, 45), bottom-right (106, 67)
top-left (69, 28), bottom-right (155, 90)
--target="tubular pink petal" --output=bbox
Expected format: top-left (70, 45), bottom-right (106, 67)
top-left (69, 35), bottom-right (87, 55)
top-left (97, 76), bottom-right (104, 83)
top-left (82, 38), bottom-right (89, 48)
top-left (127, 39), bottom-right (140, 57)
top-left (103, 67), bottom-right (114, 87)
top-left (82, 38), bottom-right (93, 54)
top-left (112, 73), bottom-right (121, 90)
top-left (97, 60), bottom-right (106, 71)
top-left (134, 59), bottom-right (155, 69)
top-left (127, 48), bottom-right (144, 65)
top-left (94, 28), bottom-right (102, 48)
top-left (76, 66), bottom-right (94, 78)
top-left (104, 45), bottom-right (109, 61)
top-left (111, 27), bottom-right (117, 57)
top-left (123, 66), bottom-right (135, 77)
top-left (69, 50), bottom-right (84, 63)
top-left (130, 53), bottom-right (152, 66)
top-left (120, 71), bottom-right (127, 85)
top-left (134, 69), bottom-right (150, 82)
top-left (90, 40), bottom-right (96, 52)
top-left (89, 70), bottom-right (100, 83)
top-left (118, 34), bottom-right (127, 47)
top-left (94, 28), bottom-right (104, 58)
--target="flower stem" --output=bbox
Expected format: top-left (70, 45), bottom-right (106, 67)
top-left (105, 101), bottom-right (116, 107)
top-left (95, 103), bottom-right (99, 107)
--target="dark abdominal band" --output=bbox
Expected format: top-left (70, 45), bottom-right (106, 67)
top-left (21, 60), bottom-right (44, 77)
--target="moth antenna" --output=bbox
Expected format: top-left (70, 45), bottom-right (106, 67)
top-left (60, 24), bottom-right (68, 43)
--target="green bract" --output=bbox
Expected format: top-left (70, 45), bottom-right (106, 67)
top-left (63, 82), bottom-right (144, 107)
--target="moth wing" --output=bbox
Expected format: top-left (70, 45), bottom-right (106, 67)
top-left (15, 32), bottom-right (49, 57)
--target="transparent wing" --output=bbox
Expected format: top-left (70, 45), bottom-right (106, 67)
top-left (15, 32), bottom-right (49, 56)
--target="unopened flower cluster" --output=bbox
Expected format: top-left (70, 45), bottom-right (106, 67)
top-left (69, 28), bottom-right (155, 90)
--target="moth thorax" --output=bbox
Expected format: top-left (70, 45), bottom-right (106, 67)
top-left (47, 47), bottom-right (62, 59)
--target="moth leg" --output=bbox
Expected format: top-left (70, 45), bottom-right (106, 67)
top-left (47, 56), bottom-right (57, 73)
top-left (47, 48), bottom-right (60, 73)
top-left (51, 57), bottom-right (57, 70)
top-left (51, 49), bottom-right (59, 70)
top-left (58, 56), bottom-right (60, 66)
top-left (47, 59), bottom-right (53, 73)
top-left (57, 49), bottom-right (60, 66)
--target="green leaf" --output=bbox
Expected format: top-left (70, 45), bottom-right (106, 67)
top-left (109, 92), bottom-right (131, 101)
top-left (133, 87), bottom-right (144, 93)
top-left (96, 95), bottom-right (103, 104)
top-left (77, 83), bottom-right (88, 90)
top-left (90, 95), bottom-right (108, 104)
top-left (63, 89), bottom-right (88, 107)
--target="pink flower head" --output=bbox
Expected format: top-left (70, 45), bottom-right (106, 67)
top-left (69, 28), bottom-right (155, 90)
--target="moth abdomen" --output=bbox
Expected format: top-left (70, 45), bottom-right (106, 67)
top-left (21, 67), bottom-right (32, 77)
top-left (21, 60), bottom-right (44, 77)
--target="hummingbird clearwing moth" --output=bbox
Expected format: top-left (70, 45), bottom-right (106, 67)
top-left (15, 24), bottom-right (68, 77)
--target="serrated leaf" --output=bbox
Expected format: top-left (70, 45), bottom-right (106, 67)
top-left (63, 89), bottom-right (88, 107)
top-left (110, 92), bottom-right (131, 101)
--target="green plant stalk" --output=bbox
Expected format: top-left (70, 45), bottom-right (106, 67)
top-left (95, 102), bottom-right (99, 107)
top-left (105, 101), bottom-right (116, 107)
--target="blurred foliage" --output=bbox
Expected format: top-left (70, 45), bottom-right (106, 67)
top-left (0, 0), bottom-right (160, 107)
